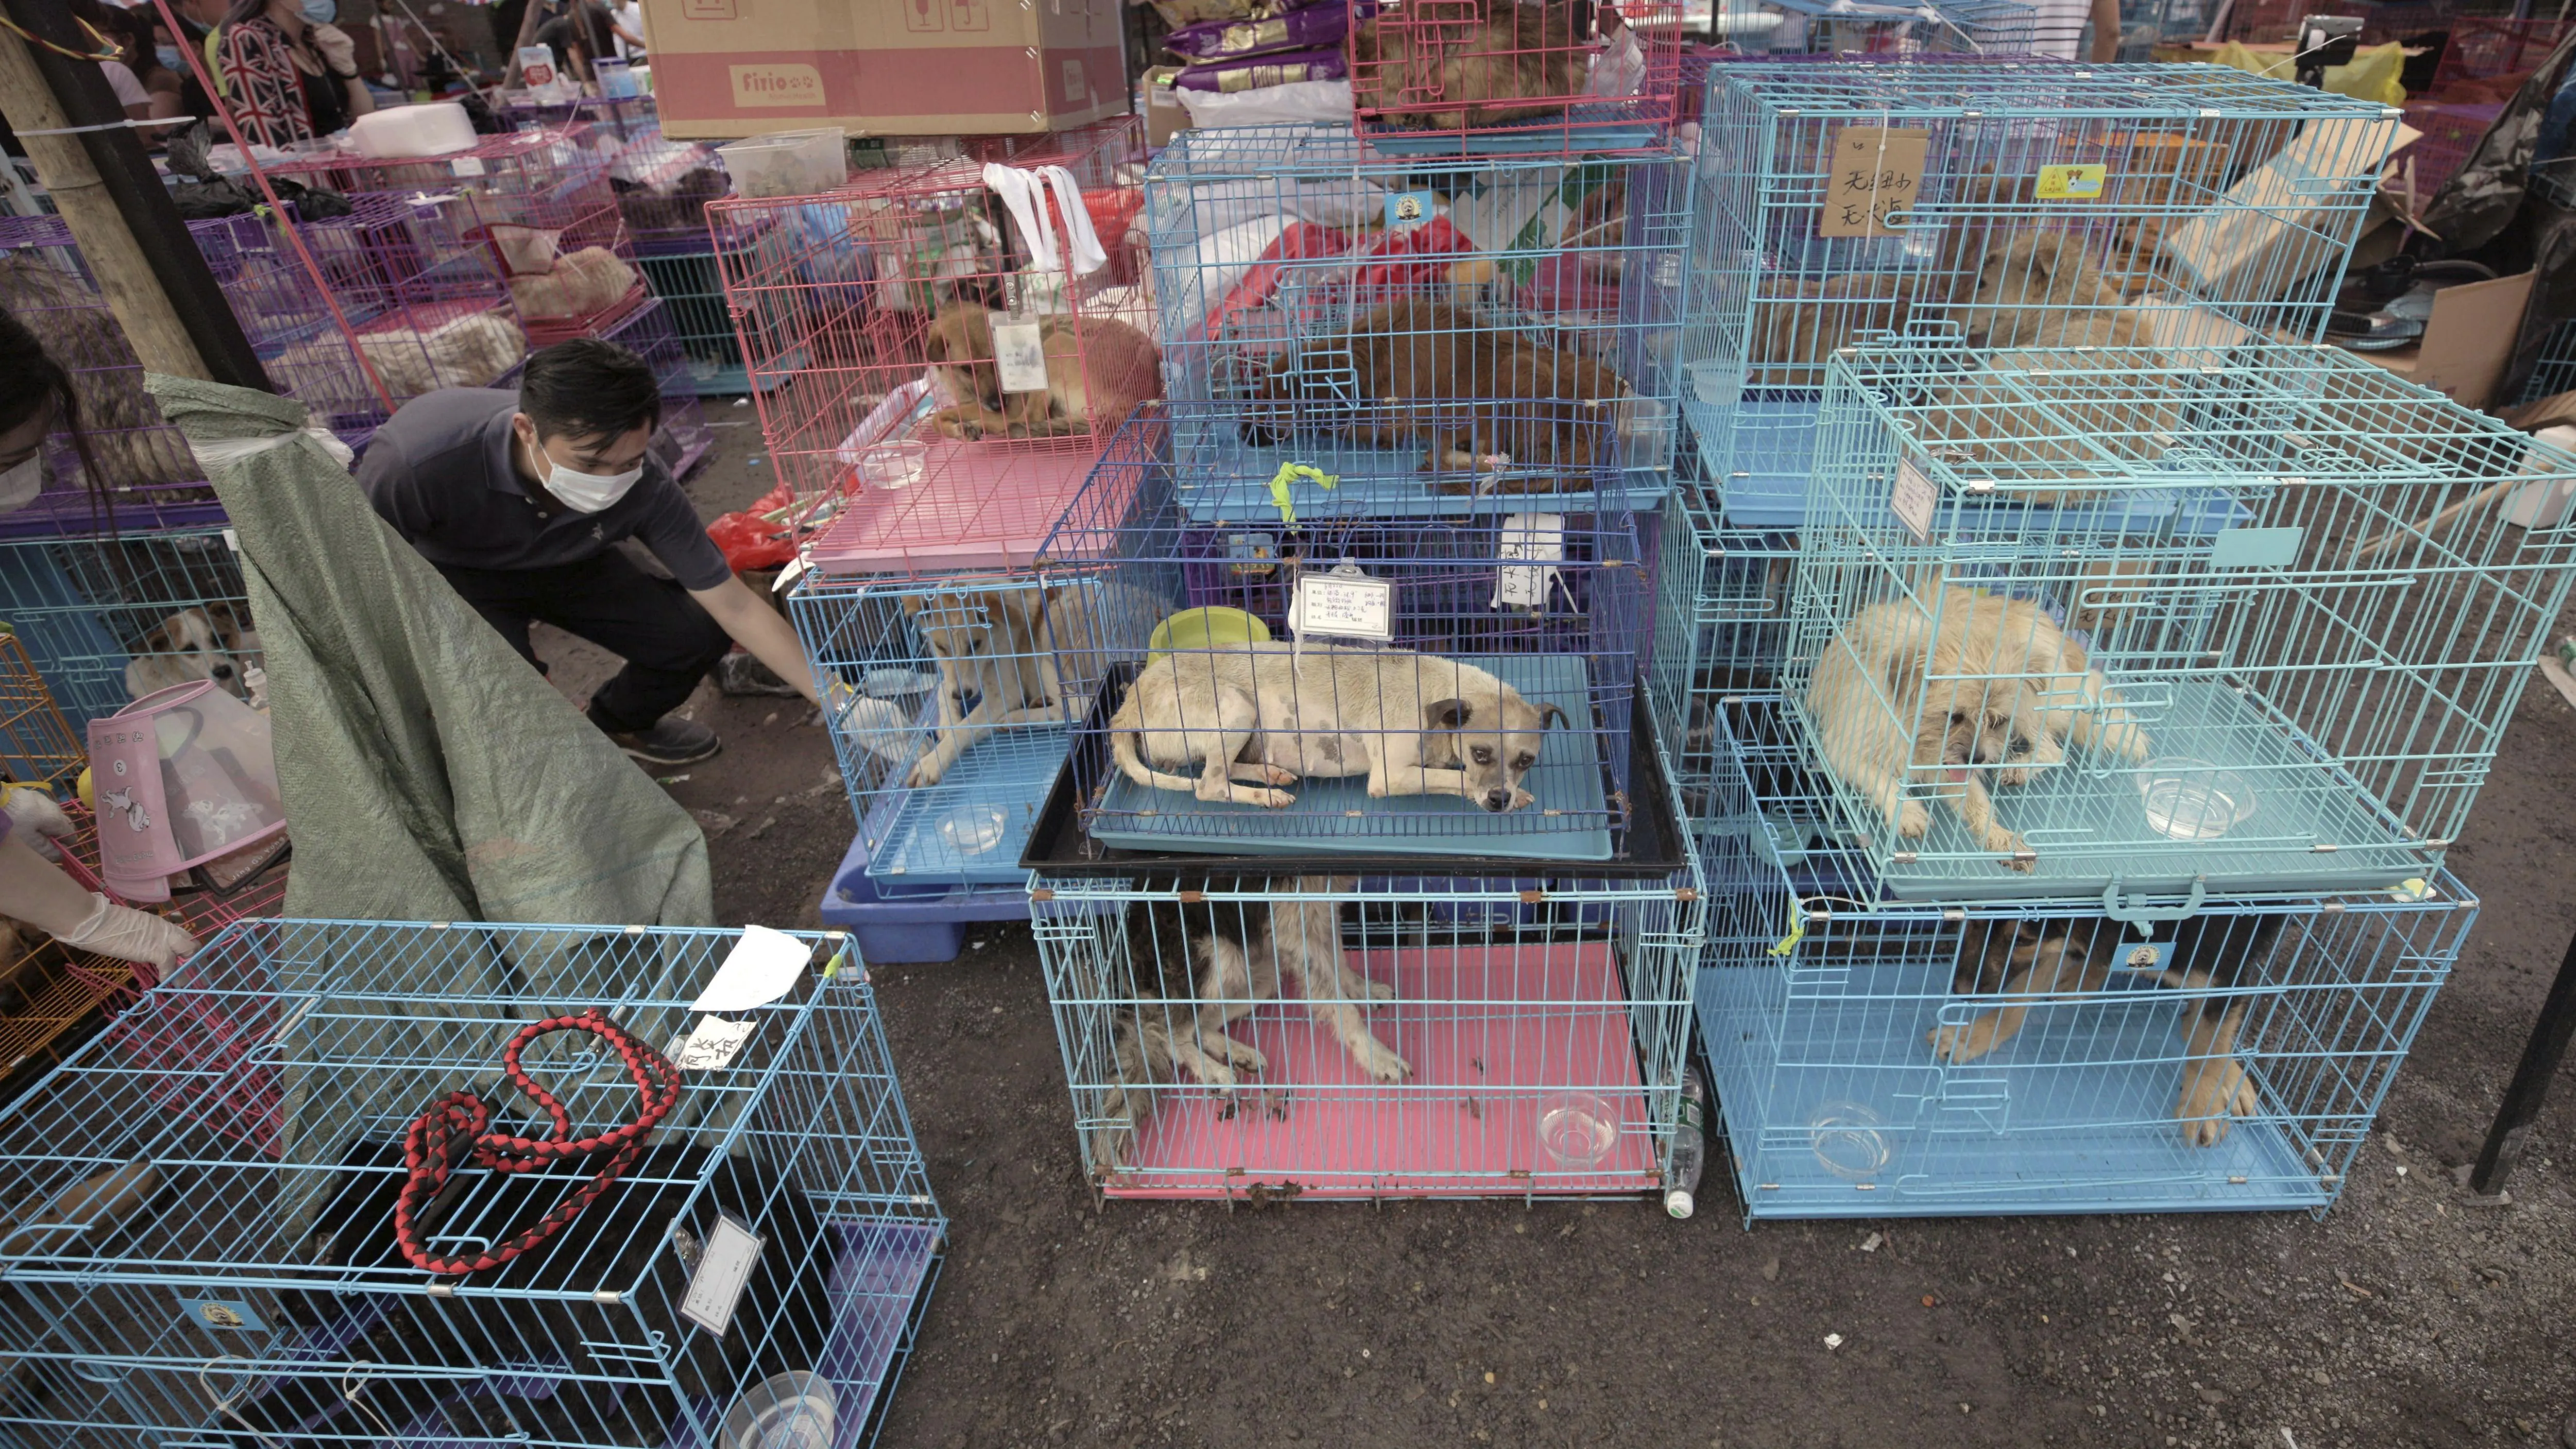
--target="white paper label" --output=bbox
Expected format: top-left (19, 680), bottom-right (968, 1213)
top-left (992, 319), bottom-right (1049, 395)
top-left (677, 1212), bottom-right (765, 1337)
top-left (450, 155), bottom-right (487, 178)
top-left (691, 925), bottom-right (812, 1014)
top-left (670, 1015), bottom-right (756, 1071)
top-left (1290, 573), bottom-right (1394, 641)
top-left (1891, 459), bottom-right (1939, 543)
top-left (1492, 512), bottom-right (1565, 610)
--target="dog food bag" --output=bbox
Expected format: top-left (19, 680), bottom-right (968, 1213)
top-left (1165, 3), bottom-right (1362, 61)
top-left (1176, 49), bottom-right (1347, 91)
top-left (1149, 0), bottom-right (1331, 30)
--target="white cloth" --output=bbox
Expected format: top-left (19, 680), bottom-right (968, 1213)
top-left (99, 59), bottom-right (149, 109)
top-left (2024, 0), bottom-right (2093, 57)
top-left (980, 162), bottom-right (1107, 278)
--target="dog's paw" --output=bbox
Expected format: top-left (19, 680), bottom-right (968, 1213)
top-left (1248, 788), bottom-right (1295, 809)
top-left (1896, 799), bottom-right (1932, 839)
top-left (905, 755), bottom-right (949, 789)
top-left (1927, 1015), bottom-right (2007, 1064)
top-left (1506, 787), bottom-right (1536, 812)
top-left (1219, 1036), bottom-right (1268, 1075)
top-left (1356, 1039), bottom-right (1413, 1084)
top-left (1986, 827), bottom-right (2033, 870)
top-left (929, 408), bottom-right (982, 442)
top-left (2176, 1058), bottom-right (2256, 1147)
top-left (1348, 973), bottom-right (1397, 1003)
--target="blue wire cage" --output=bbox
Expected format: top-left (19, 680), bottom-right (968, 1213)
top-left (792, 565), bottom-right (1164, 894)
top-left (2519, 315), bottom-right (2576, 407)
top-left (1724, 0), bottom-right (2039, 57)
top-left (1681, 61), bottom-right (2402, 532)
top-left (1040, 413), bottom-right (1651, 861)
top-left (1647, 462), bottom-right (1800, 832)
top-left (0, 918), bottom-right (943, 1449)
top-left (1143, 125), bottom-right (1689, 523)
top-left (1783, 339), bottom-right (2576, 900)
top-left (1697, 695), bottom-right (2470, 1219)
top-left (1032, 857), bottom-right (1706, 1199)
top-left (0, 528), bottom-right (253, 730)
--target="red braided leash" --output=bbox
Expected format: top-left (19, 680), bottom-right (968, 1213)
top-left (394, 1010), bottom-right (682, 1276)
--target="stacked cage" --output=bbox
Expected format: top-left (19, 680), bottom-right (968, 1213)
top-left (1656, 62), bottom-right (2402, 819)
top-left (1022, 376), bottom-right (1705, 1198)
top-left (1722, 0), bottom-right (2039, 58)
top-left (618, 134), bottom-right (753, 395)
top-left (1345, 0), bottom-right (1688, 154)
top-left (1686, 335), bottom-right (2575, 1218)
top-left (1145, 123), bottom-right (1690, 523)
top-left (0, 919), bottom-right (945, 1448)
top-left (715, 124), bottom-right (1150, 957)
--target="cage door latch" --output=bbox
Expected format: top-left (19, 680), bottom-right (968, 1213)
top-left (2100, 877), bottom-right (2208, 925)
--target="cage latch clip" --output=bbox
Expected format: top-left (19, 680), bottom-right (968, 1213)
top-left (2099, 877), bottom-right (2207, 926)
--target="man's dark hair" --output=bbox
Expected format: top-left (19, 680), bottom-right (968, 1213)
top-left (519, 339), bottom-right (662, 442)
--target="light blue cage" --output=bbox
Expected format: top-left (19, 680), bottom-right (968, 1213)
top-left (0, 918), bottom-right (944, 1449)
top-left (1720, 0), bottom-right (2039, 56)
top-left (0, 529), bottom-right (250, 729)
top-left (1697, 696), bottom-right (2470, 1219)
top-left (1647, 447), bottom-right (1799, 833)
top-left (2518, 315), bottom-right (2576, 406)
top-left (1031, 858), bottom-right (1707, 1199)
top-left (1785, 339), bottom-right (2576, 900)
top-left (1039, 414), bottom-right (1651, 860)
top-left (1142, 125), bottom-right (1690, 524)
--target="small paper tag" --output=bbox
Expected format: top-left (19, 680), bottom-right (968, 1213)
top-left (1821, 127), bottom-right (1929, 237)
top-left (992, 319), bottom-right (1049, 395)
top-left (222, 528), bottom-right (240, 553)
top-left (670, 1015), bottom-right (756, 1071)
top-left (1492, 512), bottom-right (1565, 610)
top-left (2209, 525), bottom-right (2303, 569)
top-left (1891, 459), bottom-right (1939, 543)
top-left (450, 155), bottom-right (487, 178)
top-left (2035, 163), bottom-right (2107, 200)
top-left (678, 1212), bottom-right (765, 1337)
top-left (185, 1299), bottom-right (265, 1333)
top-left (1385, 190), bottom-right (1435, 230)
top-left (1290, 572), bottom-right (1394, 641)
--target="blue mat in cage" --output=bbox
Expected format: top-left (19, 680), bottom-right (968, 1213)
top-left (1362, 106), bottom-right (1662, 158)
top-left (1086, 653), bottom-right (1615, 860)
top-left (1680, 395), bottom-right (2251, 535)
top-left (1694, 965), bottom-right (2333, 1218)
top-left (1854, 678), bottom-right (2430, 901)
top-left (1171, 430), bottom-right (1671, 525)
top-left (862, 730), bottom-right (1067, 887)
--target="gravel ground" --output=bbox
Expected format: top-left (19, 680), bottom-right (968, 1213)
top-left (601, 408), bottom-right (2576, 1449)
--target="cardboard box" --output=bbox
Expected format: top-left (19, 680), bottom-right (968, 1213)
top-left (1143, 65), bottom-right (1188, 147)
top-left (2348, 270), bottom-right (2535, 413)
top-left (642, 0), bottom-right (1130, 140)
top-left (2502, 388), bottom-right (2576, 433)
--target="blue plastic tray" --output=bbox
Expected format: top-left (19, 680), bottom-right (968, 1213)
top-left (1085, 653), bottom-right (1616, 860)
top-left (1696, 963), bottom-right (2333, 1219)
top-left (861, 731), bottom-right (1067, 887)
top-left (1362, 106), bottom-right (1663, 158)
top-left (1170, 425), bottom-right (1671, 525)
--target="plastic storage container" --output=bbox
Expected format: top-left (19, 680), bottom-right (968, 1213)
top-left (817, 829), bottom-right (1029, 964)
top-left (84, 681), bottom-right (285, 904)
top-left (348, 101), bottom-right (477, 159)
top-left (717, 128), bottom-right (848, 199)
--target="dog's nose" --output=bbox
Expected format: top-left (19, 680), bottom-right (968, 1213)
top-left (211, 663), bottom-right (234, 679)
top-left (1483, 789), bottom-right (1511, 812)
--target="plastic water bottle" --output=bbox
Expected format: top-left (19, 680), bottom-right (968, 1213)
top-left (1666, 1069), bottom-right (1709, 1220)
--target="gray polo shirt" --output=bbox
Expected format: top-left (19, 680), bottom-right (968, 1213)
top-left (356, 388), bottom-right (733, 591)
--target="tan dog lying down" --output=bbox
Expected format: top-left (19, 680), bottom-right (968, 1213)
top-left (1110, 642), bottom-right (1568, 813)
top-left (1807, 588), bottom-right (2151, 869)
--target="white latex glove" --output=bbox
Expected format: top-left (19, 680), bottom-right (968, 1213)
top-left (309, 22), bottom-right (359, 76)
top-left (3, 786), bottom-right (74, 863)
top-left (56, 894), bottom-right (197, 971)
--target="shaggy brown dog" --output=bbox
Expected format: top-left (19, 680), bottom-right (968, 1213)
top-left (1348, 0), bottom-right (1597, 130)
top-left (923, 304), bottom-right (1162, 442)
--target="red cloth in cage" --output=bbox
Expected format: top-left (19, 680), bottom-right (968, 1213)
top-left (1202, 216), bottom-right (1475, 343)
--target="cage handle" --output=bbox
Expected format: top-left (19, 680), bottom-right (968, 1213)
top-left (2100, 877), bottom-right (2207, 925)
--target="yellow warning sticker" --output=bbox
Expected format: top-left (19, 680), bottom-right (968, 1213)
top-left (2035, 163), bottom-right (2108, 200)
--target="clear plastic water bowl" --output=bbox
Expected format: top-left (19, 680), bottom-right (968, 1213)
top-left (2135, 757), bottom-right (2257, 841)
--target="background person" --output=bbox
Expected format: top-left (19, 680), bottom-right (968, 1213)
top-left (215, 0), bottom-right (374, 148)
top-left (355, 340), bottom-right (817, 768)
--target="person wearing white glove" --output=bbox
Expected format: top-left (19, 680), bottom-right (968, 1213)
top-left (2, 783), bottom-right (76, 863)
top-left (0, 808), bottom-right (195, 971)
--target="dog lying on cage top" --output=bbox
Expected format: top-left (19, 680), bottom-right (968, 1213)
top-left (1931, 911), bottom-right (2284, 1147)
top-left (125, 603), bottom-right (261, 702)
top-left (1092, 876), bottom-right (1410, 1172)
top-left (900, 577), bottom-right (1167, 789)
top-left (1236, 298), bottom-right (1632, 491)
top-left (1807, 587), bottom-right (2150, 871)
top-left (922, 302), bottom-right (1162, 443)
top-left (1348, 0), bottom-right (1600, 130)
top-left (1110, 640), bottom-right (1569, 813)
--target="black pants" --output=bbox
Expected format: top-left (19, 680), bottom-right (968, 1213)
top-left (437, 552), bottom-right (731, 735)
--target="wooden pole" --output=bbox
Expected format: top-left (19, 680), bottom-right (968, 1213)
top-left (0, 3), bottom-right (265, 388)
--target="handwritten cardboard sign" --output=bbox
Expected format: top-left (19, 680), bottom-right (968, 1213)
top-left (1821, 127), bottom-right (1930, 238)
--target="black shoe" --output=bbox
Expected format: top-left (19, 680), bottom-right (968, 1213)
top-left (716, 651), bottom-right (801, 697)
top-left (598, 713), bottom-right (721, 766)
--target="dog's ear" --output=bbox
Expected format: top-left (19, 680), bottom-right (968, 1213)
top-left (901, 595), bottom-right (926, 618)
top-left (1537, 703), bottom-right (1568, 730)
top-left (1424, 697), bottom-right (1470, 731)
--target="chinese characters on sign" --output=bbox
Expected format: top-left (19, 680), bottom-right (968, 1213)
top-left (1820, 126), bottom-right (1930, 238)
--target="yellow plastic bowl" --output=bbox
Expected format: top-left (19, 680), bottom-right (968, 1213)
top-left (1146, 607), bottom-right (1269, 662)
top-left (76, 766), bottom-right (92, 811)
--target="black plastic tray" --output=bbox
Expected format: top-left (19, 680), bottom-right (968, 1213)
top-left (1022, 664), bottom-right (1689, 880)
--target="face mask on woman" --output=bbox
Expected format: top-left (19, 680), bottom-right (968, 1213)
top-left (300, 0), bottom-right (336, 23)
top-left (156, 44), bottom-right (185, 73)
